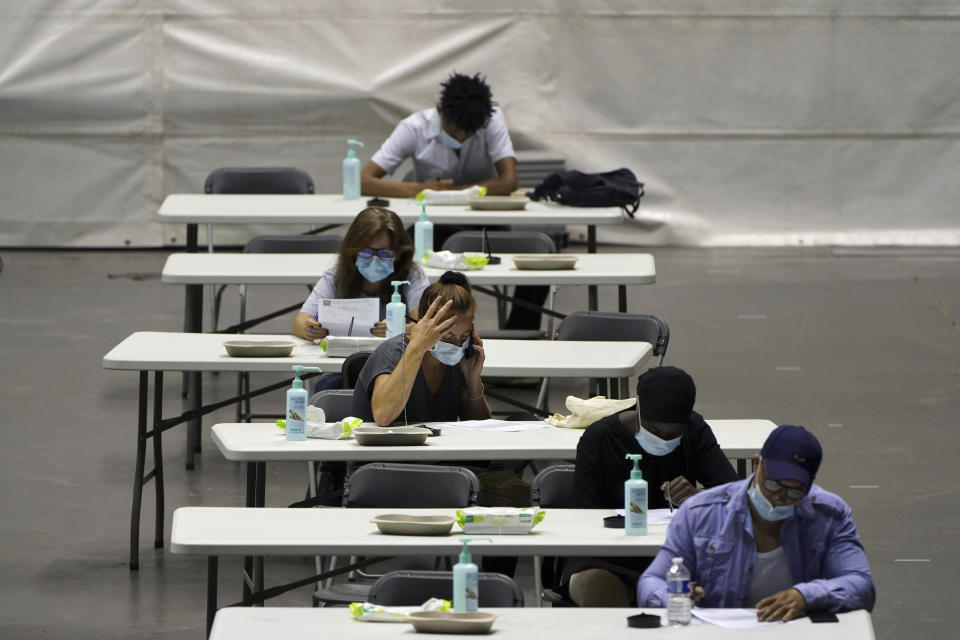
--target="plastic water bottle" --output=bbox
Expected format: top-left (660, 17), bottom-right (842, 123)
top-left (666, 557), bottom-right (692, 626)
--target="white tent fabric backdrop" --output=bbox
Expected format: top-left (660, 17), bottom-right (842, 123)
top-left (1, 0), bottom-right (959, 247)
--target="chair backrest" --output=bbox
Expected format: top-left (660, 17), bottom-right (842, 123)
top-left (342, 463), bottom-right (479, 508)
top-left (204, 166), bottom-right (315, 194)
top-left (342, 351), bottom-right (373, 389)
top-left (306, 389), bottom-right (355, 421)
top-left (555, 311), bottom-right (670, 365)
top-left (530, 464), bottom-right (577, 508)
top-left (244, 235), bottom-right (342, 253)
top-left (442, 231), bottom-right (556, 254)
top-left (368, 570), bottom-right (524, 607)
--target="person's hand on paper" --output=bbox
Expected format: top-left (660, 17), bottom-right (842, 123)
top-left (408, 298), bottom-right (456, 354)
top-left (370, 320), bottom-right (387, 338)
top-left (459, 326), bottom-right (485, 383)
top-left (294, 313), bottom-right (328, 340)
top-left (755, 588), bottom-right (806, 622)
top-left (661, 477), bottom-right (702, 506)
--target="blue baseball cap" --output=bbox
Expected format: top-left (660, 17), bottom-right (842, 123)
top-left (761, 425), bottom-right (822, 489)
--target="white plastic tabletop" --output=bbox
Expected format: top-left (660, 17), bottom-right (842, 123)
top-left (211, 420), bottom-right (775, 462)
top-left (170, 507), bottom-right (667, 557)
top-left (161, 252), bottom-right (656, 286)
top-left (208, 607), bottom-right (876, 640)
top-left (102, 332), bottom-right (652, 377)
top-left (158, 193), bottom-right (626, 226)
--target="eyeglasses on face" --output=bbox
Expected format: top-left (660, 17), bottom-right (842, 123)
top-left (761, 462), bottom-right (807, 500)
top-left (357, 247), bottom-right (395, 260)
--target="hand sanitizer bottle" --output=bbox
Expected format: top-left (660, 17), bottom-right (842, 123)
top-left (414, 204), bottom-right (433, 263)
top-left (624, 453), bottom-right (647, 536)
top-left (385, 280), bottom-right (411, 339)
top-left (286, 366), bottom-right (322, 441)
top-left (342, 139), bottom-right (364, 200)
top-left (453, 537), bottom-right (492, 612)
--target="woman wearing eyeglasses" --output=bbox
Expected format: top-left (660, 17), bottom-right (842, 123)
top-left (293, 207), bottom-right (429, 340)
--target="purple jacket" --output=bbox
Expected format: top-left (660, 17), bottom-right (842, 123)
top-left (637, 477), bottom-right (875, 612)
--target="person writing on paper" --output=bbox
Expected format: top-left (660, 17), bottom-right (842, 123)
top-left (638, 425), bottom-right (875, 621)
top-left (293, 207), bottom-right (428, 340)
top-left (566, 366), bottom-right (739, 606)
top-left (352, 271), bottom-right (491, 426)
top-left (360, 72), bottom-right (518, 198)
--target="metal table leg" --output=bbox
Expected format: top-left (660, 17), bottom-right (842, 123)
top-left (153, 371), bottom-right (165, 549)
top-left (184, 222), bottom-right (204, 466)
top-left (587, 225), bottom-right (598, 310)
top-left (207, 556), bottom-right (218, 638)
top-left (129, 371), bottom-right (148, 570)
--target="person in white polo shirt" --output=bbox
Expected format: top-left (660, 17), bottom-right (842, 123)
top-left (361, 72), bottom-right (518, 198)
top-left (363, 73), bottom-right (548, 332)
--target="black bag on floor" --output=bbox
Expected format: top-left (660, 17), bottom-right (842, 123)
top-left (527, 168), bottom-right (644, 217)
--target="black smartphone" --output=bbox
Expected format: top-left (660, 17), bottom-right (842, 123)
top-left (809, 612), bottom-right (839, 623)
top-left (407, 423), bottom-right (441, 437)
top-left (366, 197), bottom-right (390, 207)
top-left (463, 326), bottom-right (476, 358)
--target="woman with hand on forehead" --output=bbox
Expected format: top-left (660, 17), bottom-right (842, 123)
top-left (293, 206), bottom-right (428, 340)
top-left (351, 271), bottom-right (490, 426)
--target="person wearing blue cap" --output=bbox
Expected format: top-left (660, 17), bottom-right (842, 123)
top-left (637, 425), bottom-right (876, 621)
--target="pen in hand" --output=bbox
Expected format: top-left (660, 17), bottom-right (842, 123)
top-left (308, 312), bottom-right (318, 335)
top-left (665, 483), bottom-right (674, 513)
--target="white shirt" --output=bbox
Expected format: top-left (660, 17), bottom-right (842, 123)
top-left (370, 107), bottom-right (515, 186)
top-left (299, 263), bottom-right (429, 320)
top-left (745, 546), bottom-right (794, 607)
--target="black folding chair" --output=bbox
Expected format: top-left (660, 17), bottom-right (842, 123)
top-left (369, 570), bottom-right (524, 607)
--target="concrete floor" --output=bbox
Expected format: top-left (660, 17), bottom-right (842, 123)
top-left (0, 246), bottom-right (957, 639)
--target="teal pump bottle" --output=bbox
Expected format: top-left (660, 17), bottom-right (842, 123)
top-left (453, 537), bottom-right (492, 612)
top-left (385, 280), bottom-right (411, 339)
top-left (414, 204), bottom-right (433, 263)
top-left (286, 366), bottom-right (322, 441)
top-left (624, 454), bottom-right (648, 536)
top-left (342, 139), bottom-right (364, 200)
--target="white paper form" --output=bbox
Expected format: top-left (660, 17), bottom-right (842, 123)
top-left (691, 608), bottom-right (782, 629)
top-left (437, 419), bottom-right (553, 432)
top-left (613, 508), bottom-right (674, 526)
top-left (315, 298), bottom-right (379, 337)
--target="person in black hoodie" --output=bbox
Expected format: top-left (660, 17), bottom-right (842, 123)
top-left (567, 366), bottom-right (738, 606)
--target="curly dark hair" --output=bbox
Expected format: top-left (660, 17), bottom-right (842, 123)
top-left (439, 72), bottom-right (495, 134)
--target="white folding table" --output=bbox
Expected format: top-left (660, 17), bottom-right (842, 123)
top-left (212, 419), bottom-right (775, 508)
top-left (158, 194), bottom-right (629, 338)
top-left (208, 607), bottom-right (876, 640)
top-left (161, 251), bottom-right (657, 331)
top-left (171, 507), bottom-right (668, 635)
top-left (158, 194), bottom-right (626, 253)
top-left (103, 331), bottom-right (652, 570)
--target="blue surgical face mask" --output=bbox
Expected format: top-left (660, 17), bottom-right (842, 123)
top-left (747, 479), bottom-right (796, 521)
top-left (634, 400), bottom-right (682, 456)
top-left (430, 337), bottom-right (469, 366)
top-left (635, 426), bottom-right (682, 457)
top-left (355, 253), bottom-right (394, 283)
top-left (438, 128), bottom-right (464, 150)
